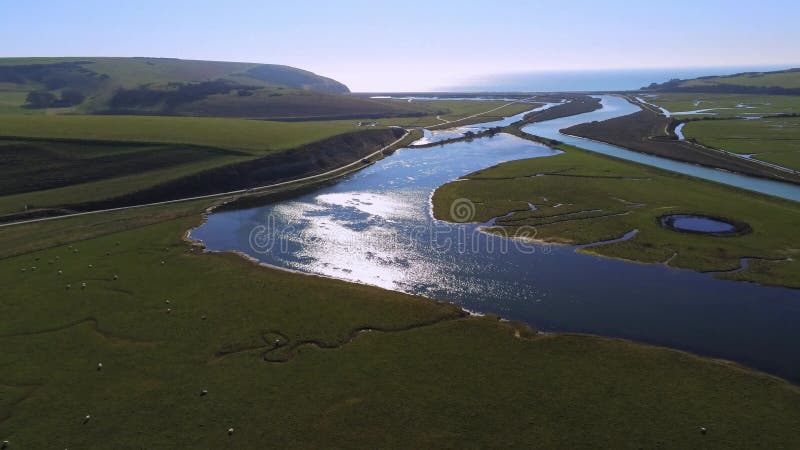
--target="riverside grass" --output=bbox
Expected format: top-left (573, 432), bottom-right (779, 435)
top-left (683, 117), bottom-right (800, 171)
top-left (1, 201), bottom-right (800, 449)
top-left (644, 92), bottom-right (800, 118)
top-left (432, 138), bottom-right (800, 288)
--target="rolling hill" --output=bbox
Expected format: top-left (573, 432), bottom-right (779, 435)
top-left (0, 57), bottom-right (433, 119)
top-left (643, 67), bottom-right (800, 94)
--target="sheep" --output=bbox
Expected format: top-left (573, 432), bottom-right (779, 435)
top-left (200, 389), bottom-right (208, 396)
top-left (161, 260), bottom-right (166, 265)
top-left (81, 282), bottom-right (87, 289)
top-left (227, 428), bottom-right (234, 436)
top-left (88, 264), bottom-right (93, 269)
top-left (201, 315), bottom-right (207, 320)
top-left (1, 439), bottom-right (8, 449)
top-left (113, 275), bottom-right (119, 280)
top-left (166, 308), bottom-right (172, 314)
top-left (58, 270), bottom-right (63, 275)
top-left (66, 284), bottom-right (72, 289)
top-left (83, 415), bottom-right (91, 424)
top-left (97, 363), bottom-right (103, 371)
top-left (700, 427), bottom-right (708, 435)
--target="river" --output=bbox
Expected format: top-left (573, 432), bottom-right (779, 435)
top-left (191, 99), bottom-right (800, 381)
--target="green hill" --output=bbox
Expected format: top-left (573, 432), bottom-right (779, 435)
top-left (643, 68), bottom-right (800, 94)
top-left (0, 57), bottom-right (432, 119)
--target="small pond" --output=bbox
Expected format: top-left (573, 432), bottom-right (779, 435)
top-left (659, 214), bottom-right (750, 236)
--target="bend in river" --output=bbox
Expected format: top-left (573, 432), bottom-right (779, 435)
top-left (192, 103), bottom-right (800, 381)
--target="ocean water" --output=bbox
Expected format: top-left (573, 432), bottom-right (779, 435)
top-left (443, 65), bottom-right (795, 92)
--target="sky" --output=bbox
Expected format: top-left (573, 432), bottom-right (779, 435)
top-left (2, 0), bottom-right (799, 91)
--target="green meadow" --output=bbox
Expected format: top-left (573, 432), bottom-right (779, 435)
top-left (1, 199), bottom-right (799, 449)
top-left (680, 70), bottom-right (800, 89)
top-left (644, 93), bottom-right (800, 118)
top-left (684, 117), bottom-right (800, 171)
top-left (0, 115), bottom-right (366, 154)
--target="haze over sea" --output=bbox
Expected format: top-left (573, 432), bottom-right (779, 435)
top-left (441, 65), bottom-right (795, 92)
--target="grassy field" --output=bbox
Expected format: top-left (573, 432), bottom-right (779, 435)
top-left (643, 93), bottom-right (800, 118)
top-left (1, 200), bottom-right (800, 448)
top-left (681, 69), bottom-right (800, 89)
top-left (0, 115), bottom-right (373, 217)
top-left (0, 115), bottom-right (368, 154)
top-left (432, 139), bottom-right (800, 288)
top-left (683, 117), bottom-right (800, 171)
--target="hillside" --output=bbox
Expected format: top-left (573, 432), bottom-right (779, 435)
top-left (643, 68), bottom-right (800, 94)
top-left (0, 57), bottom-right (433, 119)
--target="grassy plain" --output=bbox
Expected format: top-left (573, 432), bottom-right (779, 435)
top-left (0, 115), bottom-right (374, 217)
top-left (644, 93), bottom-right (800, 118)
top-left (681, 70), bottom-right (800, 89)
top-left (683, 117), bottom-right (800, 171)
top-left (433, 140), bottom-right (800, 288)
top-left (0, 115), bottom-right (367, 154)
top-left (2, 201), bottom-right (800, 448)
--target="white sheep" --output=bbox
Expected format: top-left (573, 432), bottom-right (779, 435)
top-left (97, 363), bottom-right (103, 371)
top-left (227, 428), bottom-right (234, 436)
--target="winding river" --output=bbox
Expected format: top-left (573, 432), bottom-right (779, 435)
top-left (191, 99), bottom-right (800, 381)
top-left (525, 95), bottom-right (800, 202)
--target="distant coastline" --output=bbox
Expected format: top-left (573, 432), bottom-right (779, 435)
top-left (442, 65), bottom-right (798, 92)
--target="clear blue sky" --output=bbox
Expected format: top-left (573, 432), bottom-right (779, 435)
top-left (2, 0), bottom-right (798, 91)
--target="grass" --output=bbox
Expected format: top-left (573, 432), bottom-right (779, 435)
top-left (0, 154), bottom-right (247, 216)
top-left (1, 201), bottom-right (800, 448)
top-left (684, 117), bottom-right (800, 171)
top-left (643, 93), bottom-right (800, 118)
top-left (681, 70), bottom-right (800, 89)
top-left (0, 140), bottom-right (246, 196)
top-left (0, 114), bottom-right (409, 217)
top-left (432, 139), bottom-right (800, 288)
top-left (0, 115), bottom-right (368, 154)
